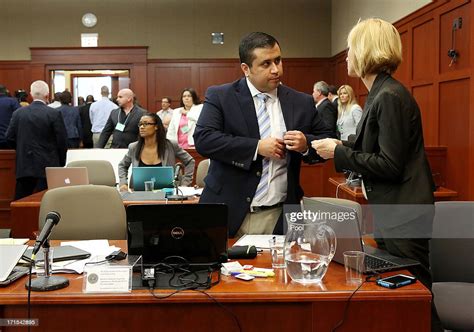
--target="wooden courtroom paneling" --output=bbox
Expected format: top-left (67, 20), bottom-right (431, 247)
top-left (147, 63), bottom-right (194, 110)
top-left (198, 62), bottom-right (242, 92)
top-left (412, 19), bottom-right (436, 82)
top-left (283, 59), bottom-right (331, 95)
top-left (439, 78), bottom-right (470, 199)
top-left (0, 151), bottom-right (16, 230)
top-left (0, 62), bottom-right (31, 98)
top-left (439, 2), bottom-right (470, 74)
top-left (413, 84), bottom-right (438, 146)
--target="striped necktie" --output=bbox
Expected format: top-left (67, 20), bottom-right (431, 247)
top-left (254, 93), bottom-right (270, 202)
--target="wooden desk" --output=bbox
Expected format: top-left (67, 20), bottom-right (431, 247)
top-left (10, 191), bottom-right (199, 238)
top-left (0, 240), bottom-right (431, 331)
top-left (328, 177), bottom-right (458, 204)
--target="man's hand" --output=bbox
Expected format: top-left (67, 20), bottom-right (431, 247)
top-left (283, 130), bottom-right (307, 153)
top-left (311, 138), bottom-right (341, 159)
top-left (258, 137), bottom-right (286, 159)
top-left (119, 184), bottom-right (129, 192)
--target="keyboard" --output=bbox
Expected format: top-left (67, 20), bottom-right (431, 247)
top-left (0, 266), bottom-right (29, 287)
top-left (365, 254), bottom-right (397, 271)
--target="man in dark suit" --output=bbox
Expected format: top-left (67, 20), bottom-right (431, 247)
top-left (313, 81), bottom-right (338, 136)
top-left (6, 80), bottom-right (68, 200)
top-left (328, 85), bottom-right (339, 109)
top-left (0, 84), bottom-right (20, 149)
top-left (79, 95), bottom-right (94, 148)
top-left (97, 88), bottom-right (146, 148)
top-left (194, 32), bottom-right (332, 237)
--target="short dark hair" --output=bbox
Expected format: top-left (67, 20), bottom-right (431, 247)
top-left (59, 90), bottom-right (72, 104)
top-left (180, 88), bottom-right (200, 107)
top-left (239, 32), bottom-right (280, 67)
top-left (86, 95), bottom-right (95, 103)
top-left (328, 85), bottom-right (338, 95)
top-left (162, 97), bottom-right (171, 103)
top-left (0, 84), bottom-right (7, 95)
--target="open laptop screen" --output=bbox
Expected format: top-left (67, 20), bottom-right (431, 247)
top-left (132, 166), bottom-right (174, 191)
top-left (126, 204), bottom-right (228, 266)
top-left (46, 167), bottom-right (89, 189)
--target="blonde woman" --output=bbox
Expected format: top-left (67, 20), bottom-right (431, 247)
top-left (312, 19), bottom-right (435, 289)
top-left (336, 84), bottom-right (362, 140)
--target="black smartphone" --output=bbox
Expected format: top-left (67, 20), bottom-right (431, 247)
top-left (376, 274), bottom-right (416, 289)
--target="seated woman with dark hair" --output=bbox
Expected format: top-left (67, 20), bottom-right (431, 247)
top-left (118, 112), bottom-right (195, 191)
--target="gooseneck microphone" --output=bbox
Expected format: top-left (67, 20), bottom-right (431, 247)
top-left (32, 211), bottom-right (61, 257)
top-left (173, 162), bottom-right (183, 181)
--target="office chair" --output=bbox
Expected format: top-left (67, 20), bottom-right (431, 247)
top-left (430, 201), bottom-right (474, 331)
top-left (67, 160), bottom-right (116, 186)
top-left (195, 159), bottom-right (210, 188)
top-left (38, 185), bottom-right (127, 240)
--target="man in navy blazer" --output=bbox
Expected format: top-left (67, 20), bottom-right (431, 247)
top-left (194, 32), bottom-right (332, 237)
top-left (6, 80), bottom-right (68, 200)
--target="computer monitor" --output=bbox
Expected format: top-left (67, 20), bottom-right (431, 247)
top-left (126, 204), bottom-right (228, 266)
top-left (132, 166), bottom-right (174, 191)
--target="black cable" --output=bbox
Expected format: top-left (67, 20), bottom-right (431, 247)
top-left (194, 289), bottom-right (242, 332)
top-left (331, 274), bottom-right (381, 332)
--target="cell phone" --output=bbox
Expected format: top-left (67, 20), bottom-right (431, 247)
top-left (376, 274), bottom-right (416, 289)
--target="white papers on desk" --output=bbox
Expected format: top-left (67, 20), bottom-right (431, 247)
top-left (0, 238), bottom-right (29, 245)
top-left (233, 235), bottom-right (285, 249)
top-left (37, 240), bottom-right (120, 274)
top-left (177, 186), bottom-right (203, 196)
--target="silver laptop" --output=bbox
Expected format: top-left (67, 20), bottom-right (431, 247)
top-left (46, 167), bottom-right (89, 189)
top-left (301, 197), bottom-right (419, 274)
top-left (0, 244), bottom-right (28, 282)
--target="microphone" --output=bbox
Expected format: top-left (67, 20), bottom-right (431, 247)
top-left (173, 163), bottom-right (183, 181)
top-left (32, 211), bottom-right (61, 256)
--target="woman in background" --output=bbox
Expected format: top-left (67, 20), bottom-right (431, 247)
top-left (166, 88), bottom-right (202, 148)
top-left (312, 18), bottom-right (435, 289)
top-left (118, 112), bottom-right (194, 191)
top-left (336, 84), bottom-right (362, 140)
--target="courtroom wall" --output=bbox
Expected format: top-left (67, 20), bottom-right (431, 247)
top-left (0, 0), bottom-right (331, 60)
top-left (331, 0), bottom-right (432, 55)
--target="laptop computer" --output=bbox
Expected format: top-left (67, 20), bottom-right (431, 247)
top-left (301, 197), bottom-right (420, 274)
top-left (126, 204), bottom-right (228, 267)
top-left (120, 191), bottom-right (166, 201)
top-left (132, 166), bottom-right (174, 191)
top-left (0, 244), bottom-right (28, 283)
top-left (46, 167), bottom-right (89, 189)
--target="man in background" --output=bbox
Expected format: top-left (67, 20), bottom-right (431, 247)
top-left (97, 88), bottom-right (146, 148)
top-left (328, 85), bottom-right (339, 108)
top-left (6, 80), bottom-right (67, 199)
top-left (48, 92), bottom-right (62, 108)
top-left (90, 86), bottom-right (117, 147)
top-left (157, 97), bottom-right (173, 120)
top-left (313, 81), bottom-right (337, 135)
top-left (0, 84), bottom-right (20, 149)
top-left (79, 95), bottom-right (94, 148)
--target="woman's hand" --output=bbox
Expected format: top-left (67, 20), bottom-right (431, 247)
top-left (119, 184), bottom-right (129, 192)
top-left (311, 138), bottom-right (340, 159)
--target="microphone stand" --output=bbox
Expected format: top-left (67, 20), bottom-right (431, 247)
top-left (166, 177), bottom-right (188, 201)
top-left (26, 240), bottom-right (69, 291)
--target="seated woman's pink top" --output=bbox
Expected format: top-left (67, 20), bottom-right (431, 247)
top-left (177, 113), bottom-right (190, 148)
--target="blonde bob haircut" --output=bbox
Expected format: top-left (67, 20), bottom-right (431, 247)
top-left (347, 18), bottom-right (402, 78)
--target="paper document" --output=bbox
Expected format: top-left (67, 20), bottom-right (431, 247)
top-left (233, 235), bottom-right (285, 249)
top-left (0, 238), bottom-right (29, 245)
top-left (177, 186), bottom-right (203, 196)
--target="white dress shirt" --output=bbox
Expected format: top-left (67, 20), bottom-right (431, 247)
top-left (89, 97), bottom-right (118, 133)
top-left (246, 79), bottom-right (287, 208)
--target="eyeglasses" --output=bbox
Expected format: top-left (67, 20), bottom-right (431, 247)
top-left (138, 122), bottom-right (156, 128)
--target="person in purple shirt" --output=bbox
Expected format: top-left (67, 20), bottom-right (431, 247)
top-left (0, 84), bottom-right (21, 149)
